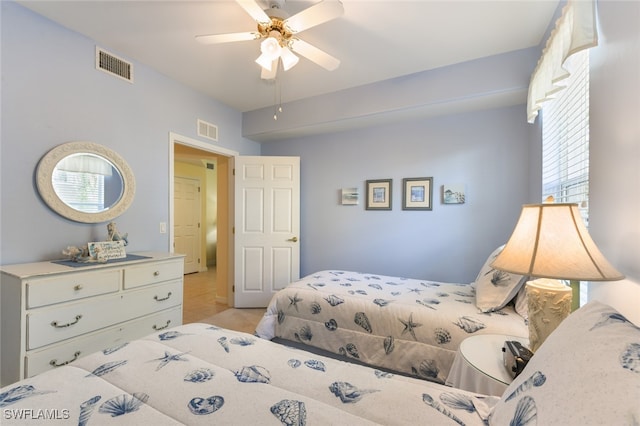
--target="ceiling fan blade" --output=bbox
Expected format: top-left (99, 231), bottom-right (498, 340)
top-left (196, 32), bottom-right (259, 44)
top-left (290, 38), bottom-right (340, 71)
top-left (235, 0), bottom-right (270, 23)
top-left (284, 1), bottom-right (344, 33)
top-left (261, 59), bottom-right (279, 80)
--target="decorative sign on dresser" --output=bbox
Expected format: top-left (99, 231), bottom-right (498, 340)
top-left (0, 252), bottom-right (184, 387)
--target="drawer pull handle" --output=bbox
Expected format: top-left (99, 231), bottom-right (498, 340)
top-left (153, 320), bottom-right (172, 331)
top-left (153, 271), bottom-right (160, 277)
top-left (50, 351), bottom-right (81, 367)
top-left (51, 314), bottom-right (82, 328)
top-left (73, 284), bottom-right (83, 291)
top-left (154, 292), bottom-right (172, 302)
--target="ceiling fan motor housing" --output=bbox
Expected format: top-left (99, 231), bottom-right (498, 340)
top-left (264, 0), bottom-right (286, 10)
top-left (258, 7), bottom-right (292, 46)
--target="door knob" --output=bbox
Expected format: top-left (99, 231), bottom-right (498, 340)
top-left (288, 237), bottom-right (298, 242)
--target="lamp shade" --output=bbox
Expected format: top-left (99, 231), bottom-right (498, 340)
top-left (491, 203), bottom-right (624, 281)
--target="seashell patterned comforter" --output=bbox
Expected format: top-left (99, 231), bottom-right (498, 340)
top-left (0, 323), bottom-right (495, 425)
top-left (256, 270), bottom-right (528, 383)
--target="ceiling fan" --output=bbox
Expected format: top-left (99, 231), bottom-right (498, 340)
top-left (196, 0), bottom-right (344, 80)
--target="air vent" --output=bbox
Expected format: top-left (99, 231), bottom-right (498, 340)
top-left (197, 119), bottom-right (218, 141)
top-left (96, 47), bottom-right (133, 83)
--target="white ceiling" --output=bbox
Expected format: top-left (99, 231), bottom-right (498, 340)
top-left (18, 0), bottom-right (559, 113)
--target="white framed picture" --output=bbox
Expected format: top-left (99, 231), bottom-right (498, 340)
top-left (442, 183), bottom-right (465, 204)
top-left (341, 187), bottom-right (359, 205)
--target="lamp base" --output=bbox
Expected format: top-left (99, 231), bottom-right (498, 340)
top-left (526, 279), bottom-right (572, 352)
top-left (569, 279), bottom-right (580, 311)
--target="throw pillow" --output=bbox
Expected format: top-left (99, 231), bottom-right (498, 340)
top-left (489, 300), bottom-right (640, 425)
top-left (475, 245), bottom-right (527, 312)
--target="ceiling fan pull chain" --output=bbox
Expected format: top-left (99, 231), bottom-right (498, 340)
top-left (273, 62), bottom-right (283, 121)
top-left (278, 66), bottom-right (283, 114)
top-left (273, 70), bottom-right (279, 120)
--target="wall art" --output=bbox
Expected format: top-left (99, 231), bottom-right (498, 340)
top-left (442, 183), bottom-right (465, 204)
top-left (341, 187), bottom-right (359, 205)
top-left (365, 179), bottom-right (392, 210)
top-left (402, 177), bottom-right (433, 210)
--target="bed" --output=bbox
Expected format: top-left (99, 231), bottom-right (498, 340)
top-left (256, 246), bottom-right (530, 383)
top-left (1, 301), bottom-right (637, 425)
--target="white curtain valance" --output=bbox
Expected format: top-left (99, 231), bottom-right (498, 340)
top-left (527, 0), bottom-right (598, 123)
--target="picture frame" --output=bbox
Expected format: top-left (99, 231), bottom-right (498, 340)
top-left (341, 187), bottom-right (359, 205)
top-left (365, 179), bottom-right (392, 210)
top-left (402, 177), bottom-right (433, 210)
top-left (442, 183), bottom-right (466, 204)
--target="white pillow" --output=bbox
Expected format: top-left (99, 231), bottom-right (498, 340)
top-left (489, 301), bottom-right (640, 425)
top-left (474, 245), bottom-right (527, 312)
top-left (513, 284), bottom-right (529, 320)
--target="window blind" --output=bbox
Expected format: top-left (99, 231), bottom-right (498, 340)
top-left (541, 49), bottom-right (590, 305)
top-left (52, 170), bottom-right (105, 212)
top-left (542, 50), bottom-right (589, 217)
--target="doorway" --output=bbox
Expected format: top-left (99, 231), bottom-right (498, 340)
top-left (170, 132), bottom-right (238, 306)
top-left (174, 175), bottom-right (201, 274)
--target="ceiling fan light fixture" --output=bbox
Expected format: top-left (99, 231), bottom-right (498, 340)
top-left (255, 52), bottom-right (275, 71)
top-left (260, 36), bottom-right (282, 60)
top-left (280, 46), bottom-right (299, 71)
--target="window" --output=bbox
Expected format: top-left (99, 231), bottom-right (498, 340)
top-left (541, 49), bottom-right (590, 305)
top-left (52, 169), bottom-right (106, 212)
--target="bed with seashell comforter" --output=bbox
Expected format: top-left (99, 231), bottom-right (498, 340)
top-left (256, 262), bottom-right (529, 383)
top-left (1, 322), bottom-right (496, 425)
top-left (1, 301), bottom-right (637, 425)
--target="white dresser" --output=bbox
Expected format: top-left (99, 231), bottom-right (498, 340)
top-left (0, 252), bottom-right (184, 386)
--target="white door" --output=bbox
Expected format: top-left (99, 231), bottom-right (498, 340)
top-left (174, 176), bottom-right (201, 274)
top-left (233, 156), bottom-right (300, 307)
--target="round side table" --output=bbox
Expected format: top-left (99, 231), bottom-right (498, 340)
top-left (445, 334), bottom-right (529, 396)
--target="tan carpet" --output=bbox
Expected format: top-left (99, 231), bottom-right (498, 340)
top-left (197, 308), bottom-right (266, 334)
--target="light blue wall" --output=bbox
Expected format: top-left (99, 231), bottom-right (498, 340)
top-left (0, 2), bottom-right (260, 264)
top-left (3, 1), bottom-right (636, 324)
top-left (588, 0), bottom-right (640, 324)
top-left (243, 48), bottom-right (539, 142)
top-left (262, 104), bottom-right (538, 283)
top-left (0, 2), bottom-right (540, 282)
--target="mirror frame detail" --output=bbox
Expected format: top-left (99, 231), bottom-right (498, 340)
top-left (36, 141), bottom-right (136, 223)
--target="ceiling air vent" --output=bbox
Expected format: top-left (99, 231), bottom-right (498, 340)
top-left (197, 119), bottom-right (218, 141)
top-left (96, 47), bottom-right (133, 83)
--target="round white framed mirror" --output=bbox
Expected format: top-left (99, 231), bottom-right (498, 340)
top-left (36, 141), bottom-right (136, 223)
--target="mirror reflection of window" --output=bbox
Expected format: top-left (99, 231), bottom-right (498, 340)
top-left (52, 154), bottom-right (123, 213)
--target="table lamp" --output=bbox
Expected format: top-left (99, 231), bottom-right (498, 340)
top-left (491, 201), bottom-right (624, 351)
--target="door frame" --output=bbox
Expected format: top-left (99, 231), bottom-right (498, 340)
top-left (169, 132), bottom-right (239, 303)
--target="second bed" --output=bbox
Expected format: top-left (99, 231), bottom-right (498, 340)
top-left (256, 247), bottom-right (529, 383)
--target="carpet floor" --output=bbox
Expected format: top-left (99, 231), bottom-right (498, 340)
top-left (195, 308), bottom-right (266, 335)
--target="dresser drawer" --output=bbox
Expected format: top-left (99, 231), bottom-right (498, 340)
top-left (117, 280), bottom-right (183, 320)
top-left (124, 259), bottom-right (183, 289)
top-left (26, 269), bottom-right (121, 308)
top-left (26, 280), bottom-right (183, 350)
top-left (25, 306), bottom-right (182, 378)
top-left (117, 304), bottom-right (182, 336)
top-left (27, 293), bottom-right (124, 350)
